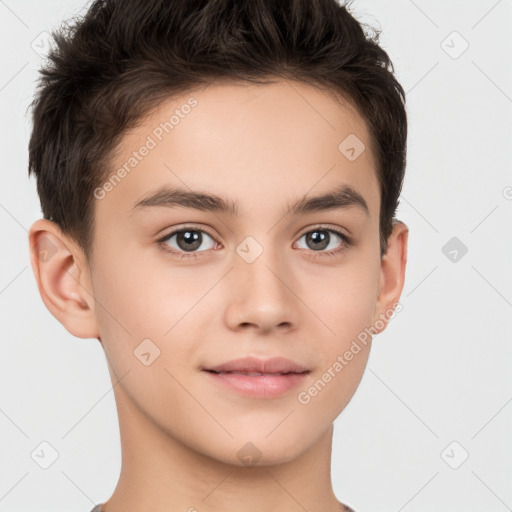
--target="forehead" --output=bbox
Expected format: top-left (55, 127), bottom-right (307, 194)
top-left (95, 79), bottom-right (379, 223)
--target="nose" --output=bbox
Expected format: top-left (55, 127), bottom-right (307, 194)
top-left (223, 246), bottom-right (301, 334)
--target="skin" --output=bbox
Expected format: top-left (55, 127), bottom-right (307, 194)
top-left (28, 79), bottom-right (408, 512)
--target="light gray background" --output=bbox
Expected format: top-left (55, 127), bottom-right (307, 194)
top-left (1, 0), bottom-right (511, 511)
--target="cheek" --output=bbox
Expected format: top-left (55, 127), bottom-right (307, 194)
top-left (300, 255), bottom-right (379, 399)
top-left (303, 255), bottom-right (381, 343)
top-left (92, 246), bottom-right (194, 333)
top-left (295, 271), bottom-right (378, 420)
top-left (90, 248), bottom-right (213, 382)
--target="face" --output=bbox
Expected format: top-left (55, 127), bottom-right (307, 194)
top-left (76, 80), bottom-right (400, 465)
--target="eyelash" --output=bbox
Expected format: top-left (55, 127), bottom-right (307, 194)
top-left (156, 225), bottom-right (352, 260)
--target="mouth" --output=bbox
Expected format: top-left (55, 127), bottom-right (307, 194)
top-left (201, 357), bottom-right (311, 398)
top-left (204, 370), bottom-right (309, 376)
top-left (203, 370), bottom-right (310, 398)
top-left (202, 355), bottom-right (310, 375)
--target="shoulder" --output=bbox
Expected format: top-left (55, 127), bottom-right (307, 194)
top-left (89, 505), bottom-right (103, 512)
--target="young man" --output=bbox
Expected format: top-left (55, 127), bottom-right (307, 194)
top-left (27, 0), bottom-right (408, 511)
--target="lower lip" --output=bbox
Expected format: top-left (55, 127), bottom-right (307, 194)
top-left (203, 371), bottom-right (309, 398)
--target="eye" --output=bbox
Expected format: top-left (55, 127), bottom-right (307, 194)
top-left (294, 227), bottom-right (351, 258)
top-left (156, 225), bottom-right (352, 260)
top-left (157, 227), bottom-right (218, 259)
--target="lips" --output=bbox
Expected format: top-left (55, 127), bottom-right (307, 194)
top-left (212, 371), bottom-right (289, 376)
top-left (203, 356), bottom-right (310, 376)
top-left (202, 356), bottom-right (310, 398)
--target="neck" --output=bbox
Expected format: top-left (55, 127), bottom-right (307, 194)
top-left (102, 376), bottom-right (345, 512)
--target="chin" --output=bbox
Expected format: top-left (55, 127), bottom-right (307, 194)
top-left (198, 433), bottom-right (311, 468)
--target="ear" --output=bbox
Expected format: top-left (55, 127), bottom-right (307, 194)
top-left (28, 218), bottom-right (99, 340)
top-left (373, 220), bottom-right (408, 333)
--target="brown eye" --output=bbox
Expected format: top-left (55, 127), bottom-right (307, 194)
top-left (293, 226), bottom-right (353, 260)
top-left (159, 228), bottom-right (217, 256)
top-left (304, 230), bottom-right (330, 250)
top-left (295, 228), bottom-right (348, 253)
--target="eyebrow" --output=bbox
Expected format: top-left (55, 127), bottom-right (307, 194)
top-left (131, 184), bottom-right (369, 217)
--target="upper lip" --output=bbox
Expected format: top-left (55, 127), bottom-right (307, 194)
top-left (203, 356), bottom-right (310, 374)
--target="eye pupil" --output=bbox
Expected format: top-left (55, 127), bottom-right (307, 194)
top-left (177, 230), bottom-right (202, 251)
top-left (307, 230), bottom-right (329, 250)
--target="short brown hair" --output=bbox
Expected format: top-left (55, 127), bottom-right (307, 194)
top-left (28, 0), bottom-right (407, 260)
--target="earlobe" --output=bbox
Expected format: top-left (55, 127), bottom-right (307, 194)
top-left (374, 220), bottom-right (409, 333)
top-left (28, 219), bottom-right (99, 340)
